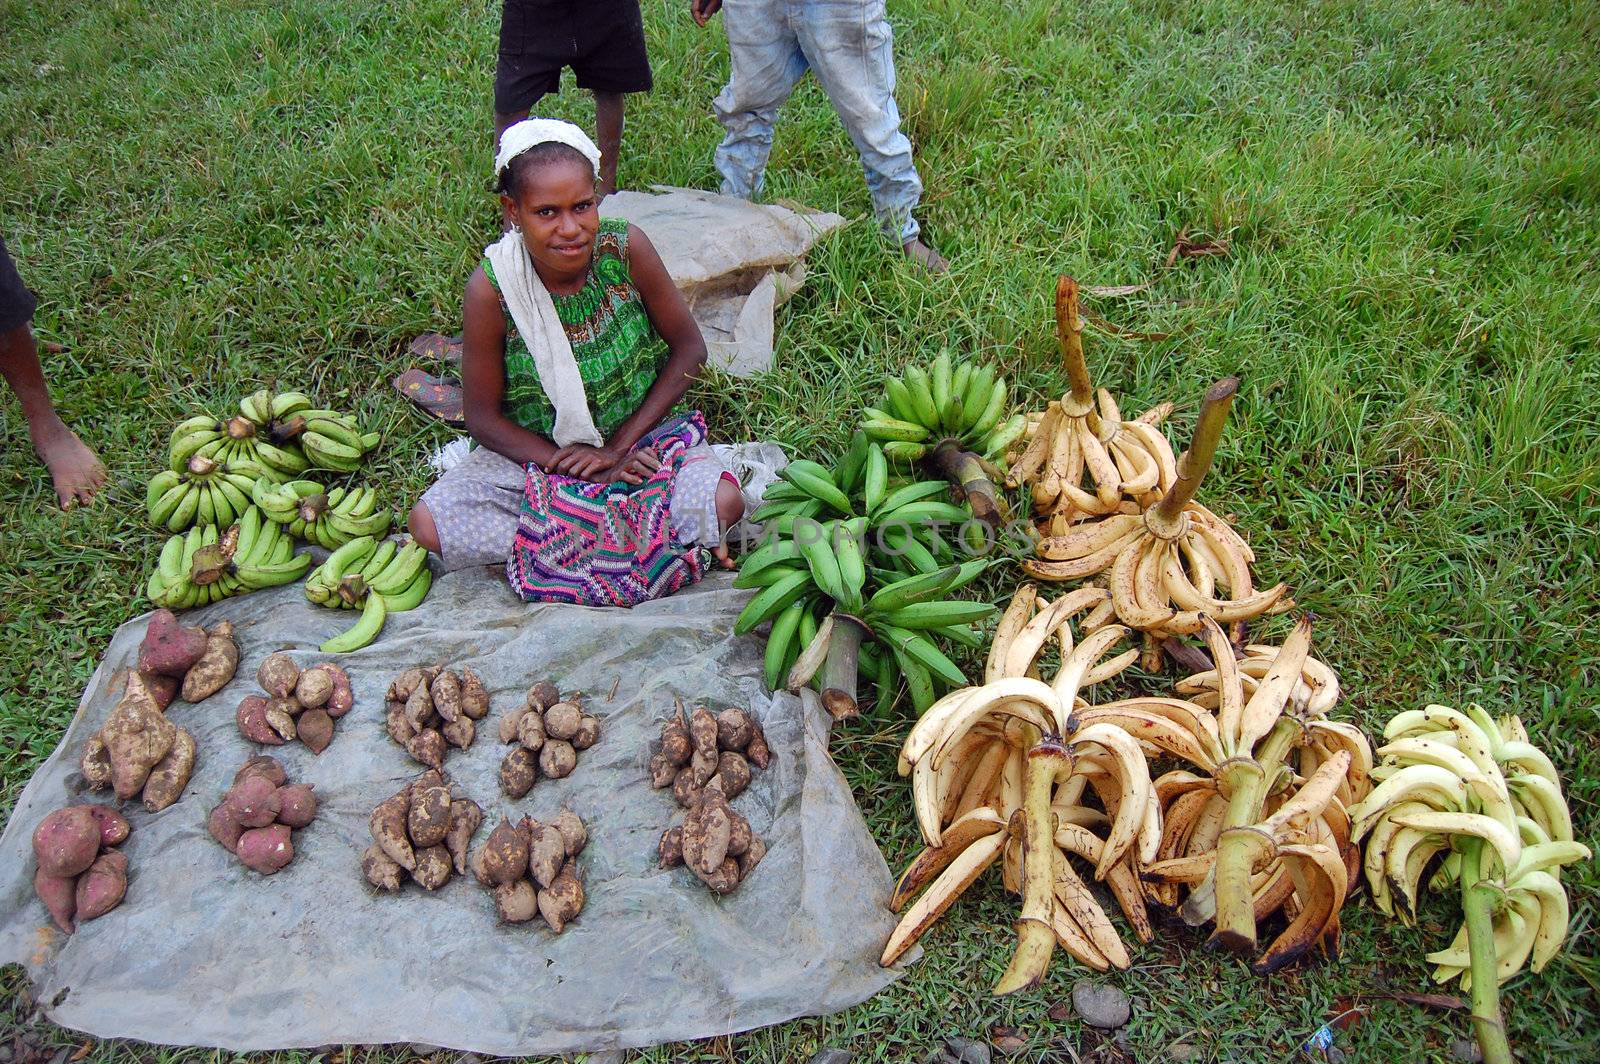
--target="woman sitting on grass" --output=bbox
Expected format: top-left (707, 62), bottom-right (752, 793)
top-left (408, 119), bottom-right (743, 605)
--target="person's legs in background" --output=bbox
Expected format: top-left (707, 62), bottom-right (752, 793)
top-left (712, 0), bottom-right (809, 201)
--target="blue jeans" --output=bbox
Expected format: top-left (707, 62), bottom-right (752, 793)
top-left (713, 0), bottom-right (924, 243)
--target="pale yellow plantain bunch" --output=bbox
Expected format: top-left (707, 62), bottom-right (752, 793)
top-left (882, 585), bottom-right (1162, 990)
top-left (1084, 614), bottom-right (1369, 974)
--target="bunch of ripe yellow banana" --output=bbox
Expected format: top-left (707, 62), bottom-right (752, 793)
top-left (861, 350), bottom-right (1026, 465)
top-left (1346, 703), bottom-right (1587, 1064)
top-left (146, 506), bottom-right (312, 608)
top-left (252, 478), bottom-right (393, 549)
top-left (304, 536), bottom-right (432, 653)
top-left (1007, 278), bottom-right (1178, 522)
top-left (146, 453), bottom-right (272, 532)
top-left (1114, 615), bottom-right (1370, 974)
top-left (883, 585), bottom-right (1161, 989)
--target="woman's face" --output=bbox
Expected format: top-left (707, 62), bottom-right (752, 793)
top-left (504, 158), bottom-right (600, 278)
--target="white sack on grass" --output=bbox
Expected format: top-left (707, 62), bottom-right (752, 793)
top-left (0, 570), bottom-right (906, 1055)
top-left (603, 186), bottom-right (845, 377)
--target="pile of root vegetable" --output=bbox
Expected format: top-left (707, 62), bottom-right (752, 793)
top-left (383, 664), bottom-right (493, 770)
top-left (496, 681), bottom-right (603, 797)
top-left (207, 757), bottom-right (319, 874)
top-left (470, 811), bottom-right (589, 931)
top-left (736, 276), bottom-right (1588, 1064)
top-left (651, 705), bottom-right (769, 893)
top-left (31, 805), bottom-right (132, 934)
top-left (237, 653), bottom-right (354, 753)
top-left (144, 388), bottom-right (430, 653)
top-left (364, 772), bottom-right (485, 893)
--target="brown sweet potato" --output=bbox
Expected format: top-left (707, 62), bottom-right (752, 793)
top-left (430, 670), bottom-right (463, 723)
top-left (263, 702), bottom-right (298, 743)
top-left (460, 668), bottom-right (490, 720)
top-left (298, 708), bottom-right (335, 755)
top-left (386, 703), bottom-right (417, 746)
top-left (682, 794), bottom-right (732, 878)
top-left (34, 868), bottom-right (76, 934)
top-left (658, 825), bottom-right (684, 868)
top-left (726, 812), bottom-right (751, 858)
top-left (745, 718), bottom-right (771, 770)
top-left (236, 824), bottom-right (294, 874)
top-left (237, 695), bottom-right (284, 746)
top-left (494, 879), bottom-right (539, 923)
top-left (470, 841), bottom-right (495, 887)
top-left (411, 844), bottom-right (452, 890)
top-left (689, 745), bottom-right (719, 789)
top-left (142, 672), bottom-right (179, 711)
top-left (387, 666), bottom-right (427, 702)
top-left (80, 734), bottom-right (113, 789)
top-left (103, 687), bottom-right (178, 799)
top-left (737, 835), bottom-right (767, 881)
top-left (661, 716), bottom-right (692, 766)
top-left (33, 806), bottom-right (101, 878)
top-left (716, 708), bottom-right (754, 752)
top-left (233, 756), bottom-right (287, 788)
top-left (526, 822), bottom-right (565, 888)
top-left (441, 714), bottom-right (475, 750)
top-left (362, 843), bottom-right (403, 891)
top-left (224, 774), bottom-right (281, 828)
top-left (498, 703), bottom-right (531, 744)
top-left (370, 793), bottom-right (416, 871)
top-left (208, 804), bottom-right (245, 851)
top-left (516, 708), bottom-right (546, 752)
top-left (527, 680), bottom-right (560, 712)
top-left (256, 652), bottom-right (301, 699)
top-left (138, 610), bottom-right (209, 678)
top-left (672, 765), bottom-right (702, 809)
top-left (500, 748), bottom-right (538, 798)
top-left (571, 715), bottom-right (601, 751)
top-left (696, 856), bottom-right (741, 894)
top-left (403, 683), bottom-right (435, 731)
top-left (87, 806), bottom-right (130, 847)
top-left (551, 810), bottom-right (588, 858)
top-left (408, 783), bottom-right (453, 847)
top-left (276, 784), bottom-right (318, 828)
top-left (538, 867), bottom-right (584, 933)
top-left (539, 739), bottom-right (576, 779)
top-left (180, 621), bottom-right (239, 702)
top-left (141, 726), bottom-right (196, 812)
top-left (406, 769), bottom-right (447, 796)
top-left (479, 819), bottom-right (530, 887)
top-left (713, 751), bottom-right (752, 801)
top-left (322, 663), bottom-right (355, 717)
top-left (689, 706), bottom-right (719, 757)
top-left (293, 665), bottom-right (334, 709)
top-left (544, 701), bottom-right (582, 740)
top-left (444, 799), bottom-right (483, 875)
top-left (648, 752), bottom-right (675, 789)
top-left (406, 728), bottom-right (446, 770)
top-left (75, 851), bottom-right (128, 920)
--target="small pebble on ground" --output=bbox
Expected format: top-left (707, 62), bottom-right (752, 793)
top-left (1072, 980), bottom-right (1132, 1029)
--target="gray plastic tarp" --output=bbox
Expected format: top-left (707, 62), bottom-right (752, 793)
top-left (0, 568), bottom-right (906, 1054)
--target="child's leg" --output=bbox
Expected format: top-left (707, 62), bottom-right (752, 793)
top-left (493, 0), bottom-right (561, 148)
top-left (712, 0), bottom-right (808, 200)
top-left (572, 1), bottom-right (653, 197)
top-left (593, 92), bottom-right (624, 197)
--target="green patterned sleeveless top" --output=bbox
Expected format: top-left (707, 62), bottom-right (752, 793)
top-left (482, 217), bottom-right (669, 439)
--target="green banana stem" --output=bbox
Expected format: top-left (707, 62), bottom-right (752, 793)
top-left (1055, 276), bottom-right (1095, 416)
top-left (1209, 757), bottom-right (1271, 950)
top-left (1148, 377), bottom-right (1239, 534)
top-left (820, 615), bottom-right (864, 722)
top-left (224, 416), bottom-right (257, 440)
top-left (925, 439), bottom-right (1002, 529)
top-left (994, 733), bottom-right (1065, 995)
top-left (270, 414), bottom-right (307, 443)
top-left (1461, 838), bottom-right (1516, 1064)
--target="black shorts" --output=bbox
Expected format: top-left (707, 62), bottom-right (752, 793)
top-left (0, 232), bottom-right (37, 335)
top-left (495, 0), bottom-right (652, 115)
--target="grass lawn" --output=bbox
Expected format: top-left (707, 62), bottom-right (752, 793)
top-left (2, 0), bottom-right (1597, 1060)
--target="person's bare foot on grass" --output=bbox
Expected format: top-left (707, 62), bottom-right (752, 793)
top-left (30, 414), bottom-right (106, 508)
top-left (903, 238), bottom-right (948, 274)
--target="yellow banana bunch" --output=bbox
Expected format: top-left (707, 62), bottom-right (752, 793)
top-left (883, 586), bottom-right (1158, 989)
top-left (1349, 703), bottom-right (1588, 1064)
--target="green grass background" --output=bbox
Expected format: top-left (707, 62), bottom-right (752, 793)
top-left (1, 0), bottom-right (1596, 1060)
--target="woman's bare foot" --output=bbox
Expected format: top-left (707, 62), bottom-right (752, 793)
top-left (30, 415), bottom-right (106, 508)
top-left (903, 238), bottom-right (948, 274)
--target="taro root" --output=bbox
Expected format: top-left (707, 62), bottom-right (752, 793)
top-left (141, 727), bottom-right (197, 812)
top-left (412, 845), bottom-right (453, 890)
top-left (539, 739), bottom-right (577, 780)
top-left (444, 799), bottom-right (484, 875)
top-left (441, 714), bottom-right (475, 750)
top-left (322, 664), bottom-right (355, 717)
top-left (233, 756), bottom-right (286, 788)
top-left (431, 670), bottom-right (463, 722)
top-left (32, 807), bottom-right (102, 879)
top-left (716, 708), bottom-right (754, 752)
top-left (528, 680), bottom-right (560, 712)
top-left (294, 666), bottom-right (334, 709)
top-left (224, 775), bottom-right (281, 828)
top-left (551, 809), bottom-right (588, 858)
top-left (297, 708), bottom-right (335, 755)
top-left (408, 783), bottom-right (453, 848)
top-left (406, 728), bottom-right (446, 771)
top-left (527, 822), bottom-right (566, 888)
top-left (180, 621), bottom-right (240, 702)
top-left (480, 819), bottom-right (530, 887)
top-left (500, 748), bottom-right (538, 798)
top-left (362, 844), bottom-right (403, 892)
top-left (544, 701), bottom-right (582, 741)
top-left (276, 784), bottom-right (318, 829)
top-left (256, 653), bottom-right (300, 699)
top-left (74, 851), bottom-right (129, 920)
top-left (237, 695), bottom-right (284, 746)
top-left (538, 867), bottom-right (584, 933)
top-left (499, 703), bottom-right (531, 744)
top-left (460, 668), bottom-right (491, 720)
top-left (658, 825), bottom-right (684, 868)
top-left (572, 715), bottom-right (601, 751)
top-left (138, 610), bottom-right (209, 678)
top-left (236, 824), bottom-right (294, 874)
top-left (494, 880), bottom-right (539, 923)
top-left (713, 751), bottom-right (752, 801)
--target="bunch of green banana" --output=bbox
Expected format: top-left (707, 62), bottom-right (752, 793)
top-left (146, 506), bottom-right (311, 608)
top-left (168, 413), bottom-right (306, 482)
top-left (862, 350), bottom-right (1026, 465)
top-left (252, 478), bottom-right (393, 549)
top-left (296, 409), bottom-right (382, 472)
top-left (238, 388), bottom-right (315, 439)
top-left (1349, 703), bottom-right (1589, 1064)
top-left (147, 453), bottom-right (270, 532)
top-left (304, 536), bottom-right (433, 653)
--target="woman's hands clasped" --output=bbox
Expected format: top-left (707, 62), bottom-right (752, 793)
top-left (548, 443), bottom-right (662, 486)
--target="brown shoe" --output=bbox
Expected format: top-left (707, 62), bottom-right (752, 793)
top-left (902, 238), bottom-right (948, 274)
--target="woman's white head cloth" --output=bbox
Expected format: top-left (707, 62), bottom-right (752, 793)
top-left (494, 118), bottom-right (602, 181)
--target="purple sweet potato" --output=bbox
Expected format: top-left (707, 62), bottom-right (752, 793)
top-left (138, 610), bottom-right (209, 678)
top-left (233, 756), bottom-right (287, 788)
top-left (74, 851), bottom-right (129, 920)
top-left (208, 804), bottom-right (245, 851)
top-left (32, 806), bottom-right (101, 878)
top-left (142, 672), bottom-right (179, 711)
top-left (87, 806), bottom-right (130, 847)
top-left (236, 824), bottom-right (294, 874)
top-left (180, 620), bottom-right (239, 702)
top-left (236, 694), bottom-right (284, 746)
top-left (34, 868), bottom-right (76, 933)
top-left (276, 784), bottom-right (318, 828)
top-left (224, 774), bottom-right (281, 828)
top-left (297, 707), bottom-right (335, 755)
top-left (322, 664), bottom-right (355, 717)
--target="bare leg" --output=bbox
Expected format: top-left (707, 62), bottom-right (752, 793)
top-left (0, 323), bottom-right (106, 508)
top-left (902, 239), bottom-right (948, 274)
top-left (593, 92), bottom-right (624, 197)
top-left (407, 501), bottom-right (442, 555)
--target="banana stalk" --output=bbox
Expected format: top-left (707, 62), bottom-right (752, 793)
top-left (820, 615), bottom-right (866, 721)
top-left (992, 733), bottom-right (1066, 994)
top-left (1460, 838), bottom-right (1514, 1064)
top-left (924, 438), bottom-right (1003, 529)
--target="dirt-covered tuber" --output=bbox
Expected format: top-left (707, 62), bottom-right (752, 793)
top-left (31, 803), bottom-right (132, 933)
top-left (364, 776), bottom-right (483, 894)
top-left (472, 811), bottom-right (588, 932)
top-left (208, 757), bottom-right (316, 875)
top-left (496, 681), bottom-right (600, 795)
